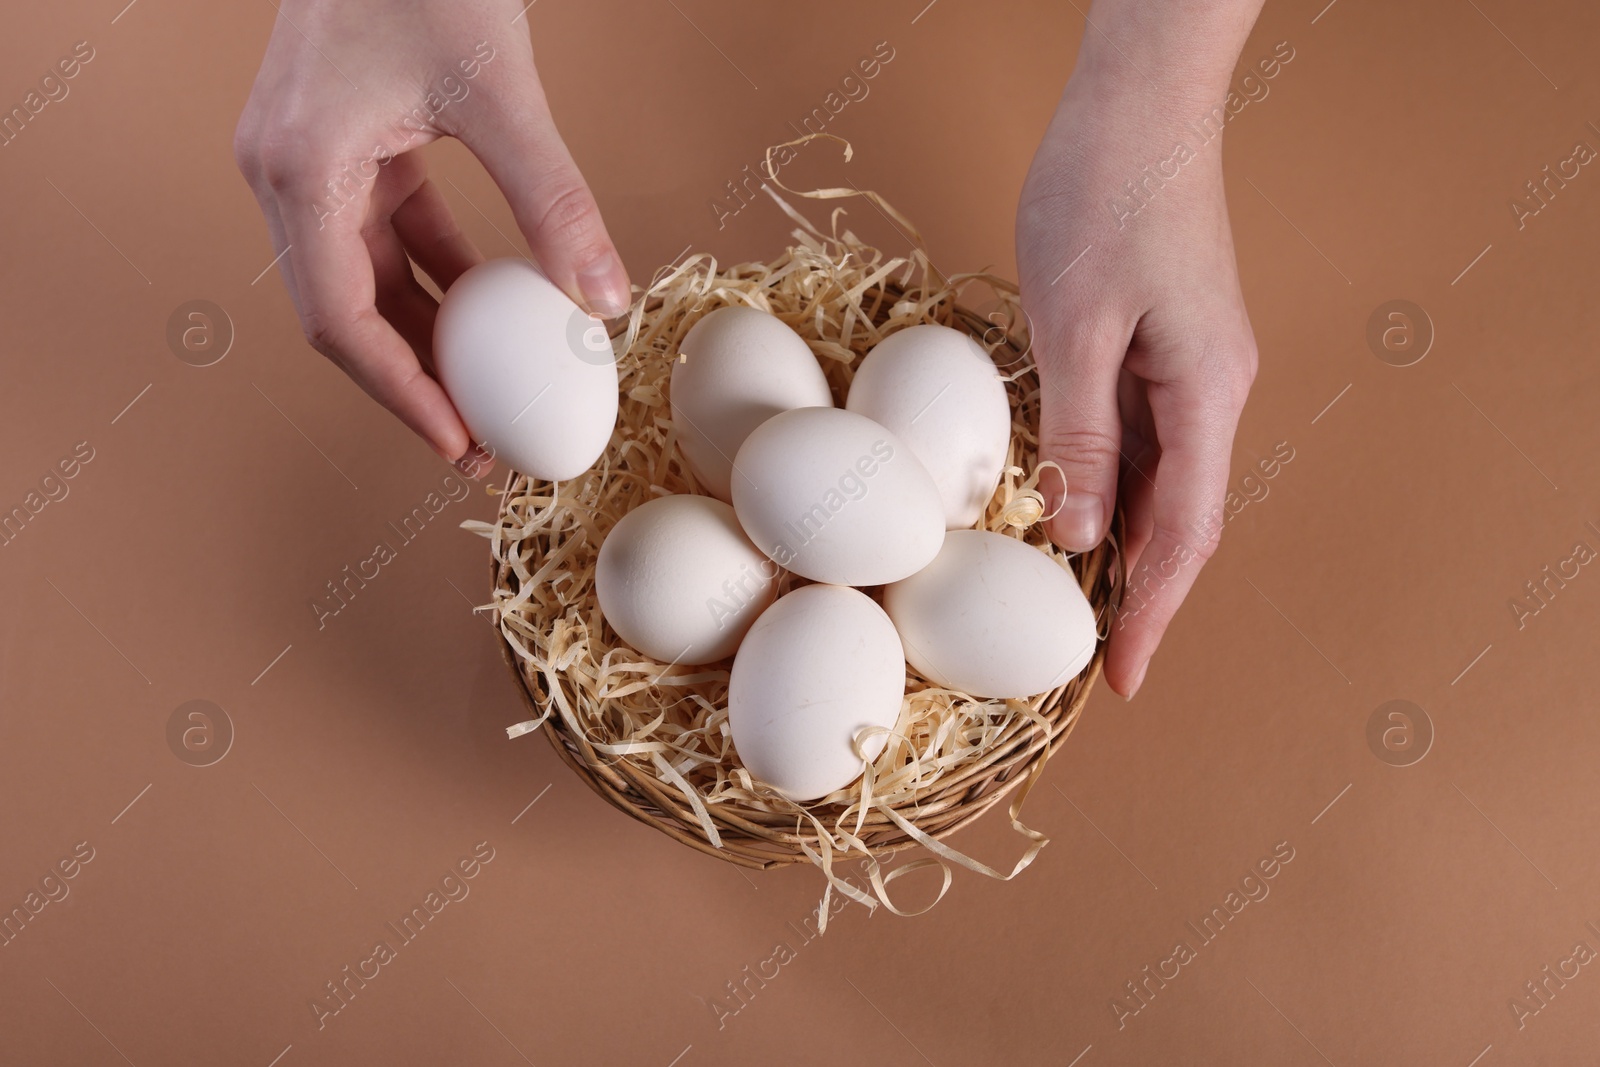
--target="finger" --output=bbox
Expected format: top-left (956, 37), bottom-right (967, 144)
top-left (1105, 373), bottom-right (1246, 699)
top-left (363, 159), bottom-right (497, 478)
top-left (358, 154), bottom-right (447, 371)
top-left (248, 190), bottom-right (297, 313)
top-left (366, 227), bottom-right (495, 479)
top-left (452, 440), bottom-right (497, 481)
top-left (1116, 369), bottom-right (1159, 572)
top-left (365, 210), bottom-right (442, 372)
top-left (392, 177), bottom-right (482, 292)
top-left (1036, 314), bottom-right (1133, 552)
top-left (459, 78), bottom-right (632, 317)
top-left (275, 181), bottom-right (472, 463)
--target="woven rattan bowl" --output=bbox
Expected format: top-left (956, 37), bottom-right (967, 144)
top-left (477, 198), bottom-right (1123, 908)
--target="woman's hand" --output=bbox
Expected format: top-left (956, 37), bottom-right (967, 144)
top-left (1017, 0), bottom-right (1264, 698)
top-left (233, 0), bottom-right (631, 474)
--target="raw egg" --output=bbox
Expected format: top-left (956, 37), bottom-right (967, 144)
top-left (669, 306), bottom-right (834, 501)
top-left (434, 258), bottom-right (618, 481)
top-left (730, 407), bottom-right (944, 586)
top-left (846, 323), bottom-right (1011, 529)
top-left (728, 583), bottom-right (906, 802)
top-left (883, 529), bottom-right (1098, 699)
top-left (595, 494), bottom-right (779, 665)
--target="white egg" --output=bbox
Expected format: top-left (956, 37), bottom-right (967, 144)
top-left (728, 584), bottom-right (906, 802)
top-left (669, 305), bottom-right (835, 501)
top-left (730, 407), bottom-right (944, 586)
top-left (883, 529), bottom-right (1099, 699)
top-left (433, 258), bottom-right (618, 481)
top-left (846, 323), bottom-right (1012, 529)
top-left (595, 495), bottom-right (779, 665)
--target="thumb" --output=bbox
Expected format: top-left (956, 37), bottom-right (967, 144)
top-left (1036, 317), bottom-right (1128, 552)
top-left (461, 75), bottom-right (632, 317)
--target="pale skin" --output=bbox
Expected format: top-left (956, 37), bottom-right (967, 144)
top-left (235, 0), bottom-right (1264, 699)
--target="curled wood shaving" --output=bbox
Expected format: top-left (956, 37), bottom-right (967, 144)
top-left (466, 143), bottom-right (1119, 926)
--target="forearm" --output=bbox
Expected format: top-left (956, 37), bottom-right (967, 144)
top-left (1058, 0), bottom-right (1268, 131)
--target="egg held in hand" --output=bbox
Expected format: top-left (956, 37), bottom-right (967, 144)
top-left (728, 584), bottom-right (906, 802)
top-left (433, 258), bottom-right (618, 481)
top-left (730, 406), bottom-right (945, 586)
top-left (884, 529), bottom-right (1099, 699)
top-left (669, 305), bottom-right (834, 501)
top-left (594, 494), bottom-right (779, 665)
top-left (846, 323), bottom-right (1012, 529)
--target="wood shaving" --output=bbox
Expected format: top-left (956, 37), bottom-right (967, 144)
top-left (466, 138), bottom-right (1123, 929)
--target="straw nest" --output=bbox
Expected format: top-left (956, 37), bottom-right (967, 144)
top-left (467, 138), bottom-right (1124, 925)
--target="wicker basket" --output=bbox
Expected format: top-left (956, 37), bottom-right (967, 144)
top-left (477, 192), bottom-right (1123, 912)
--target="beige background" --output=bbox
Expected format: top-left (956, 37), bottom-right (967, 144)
top-left (3, 0), bottom-right (1600, 1063)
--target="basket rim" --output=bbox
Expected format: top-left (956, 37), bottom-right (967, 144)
top-left (492, 595), bottom-right (1112, 870)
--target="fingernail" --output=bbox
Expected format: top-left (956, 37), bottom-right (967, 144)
top-left (1057, 491), bottom-right (1104, 551)
top-left (1124, 660), bottom-right (1149, 701)
top-left (577, 256), bottom-right (632, 318)
top-left (454, 444), bottom-right (495, 480)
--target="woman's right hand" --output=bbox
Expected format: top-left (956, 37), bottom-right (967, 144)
top-left (233, 0), bottom-right (631, 474)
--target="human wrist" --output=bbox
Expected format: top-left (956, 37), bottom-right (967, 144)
top-left (1023, 0), bottom-right (1266, 204)
top-left (1063, 0), bottom-right (1266, 120)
